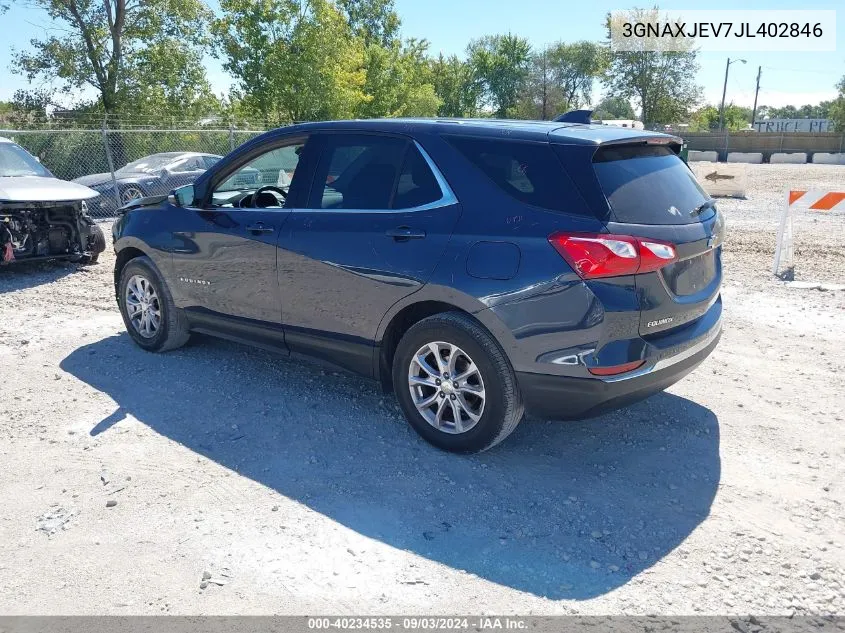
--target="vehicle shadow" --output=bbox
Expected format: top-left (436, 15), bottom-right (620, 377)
top-left (0, 259), bottom-right (90, 292)
top-left (61, 333), bottom-right (721, 600)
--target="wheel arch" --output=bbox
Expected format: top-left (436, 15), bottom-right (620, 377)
top-left (374, 290), bottom-right (517, 393)
top-left (118, 179), bottom-right (146, 191)
top-left (113, 239), bottom-right (161, 300)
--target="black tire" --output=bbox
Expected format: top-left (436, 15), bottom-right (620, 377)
top-left (80, 224), bottom-right (106, 265)
top-left (117, 255), bottom-right (190, 352)
top-left (392, 311), bottom-right (524, 453)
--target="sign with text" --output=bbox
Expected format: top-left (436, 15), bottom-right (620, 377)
top-left (609, 9), bottom-right (837, 52)
top-left (753, 119), bottom-right (834, 133)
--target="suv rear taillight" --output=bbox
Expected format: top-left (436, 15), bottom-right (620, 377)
top-left (548, 232), bottom-right (677, 280)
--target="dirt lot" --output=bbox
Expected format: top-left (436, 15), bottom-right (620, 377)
top-left (1, 163), bottom-right (843, 615)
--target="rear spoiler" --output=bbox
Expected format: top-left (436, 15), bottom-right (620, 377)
top-left (552, 110), bottom-right (682, 154)
top-left (596, 135), bottom-right (683, 155)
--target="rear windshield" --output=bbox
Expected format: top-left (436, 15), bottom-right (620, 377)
top-left (593, 145), bottom-right (711, 225)
top-left (445, 136), bottom-right (595, 216)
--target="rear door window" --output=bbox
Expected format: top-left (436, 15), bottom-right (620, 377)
top-left (311, 136), bottom-right (406, 210)
top-left (309, 135), bottom-right (444, 211)
top-left (392, 145), bottom-right (442, 209)
top-left (593, 145), bottom-right (711, 225)
top-left (445, 136), bottom-right (593, 216)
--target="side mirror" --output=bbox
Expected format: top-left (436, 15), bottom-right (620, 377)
top-left (168, 184), bottom-right (194, 207)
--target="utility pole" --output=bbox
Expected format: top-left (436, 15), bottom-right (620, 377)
top-left (718, 58), bottom-right (731, 131)
top-left (751, 66), bottom-right (762, 130)
top-left (718, 57), bottom-right (746, 131)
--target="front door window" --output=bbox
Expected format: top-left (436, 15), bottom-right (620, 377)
top-left (212, 143), bottom-right (305, 208)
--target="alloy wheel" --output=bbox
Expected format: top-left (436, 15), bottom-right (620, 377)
top-left (407, 341), bottom-right (486, 434)
top-left (125, 274), bottom-right (161, 339)
top-left (121, 186), bottom-right (143, 204)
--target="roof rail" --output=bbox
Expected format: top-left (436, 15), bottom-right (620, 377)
top-left (553, 109), bottom-right (593, 124)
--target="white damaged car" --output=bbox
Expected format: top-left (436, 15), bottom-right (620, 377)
top-left (1, 136), bottom-right (106, 265)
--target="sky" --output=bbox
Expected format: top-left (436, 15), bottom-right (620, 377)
top-left (0, 0), bottom-right (842, 113)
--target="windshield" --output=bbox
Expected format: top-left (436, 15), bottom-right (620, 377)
top-left (593, 145), bottom-right (712, 225)
top-left (0, 142), bottom-right (52, 178)
top-left (117, 153), bottom-right (183, 175)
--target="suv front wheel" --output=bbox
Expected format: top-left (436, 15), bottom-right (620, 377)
top-left (392, 312), bottom-right (524, 453)
top-left (117, 256), bottom-right (190, 352)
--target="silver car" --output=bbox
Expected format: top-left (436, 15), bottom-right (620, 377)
top-left (0, 137), bottom-right (106, 265)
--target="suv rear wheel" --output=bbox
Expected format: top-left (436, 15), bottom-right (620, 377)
top-left (117, 256), bottom-right (190, 352)
top-left (392, 312), bottom-right (524, 453)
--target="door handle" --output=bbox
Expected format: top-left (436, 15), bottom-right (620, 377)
top-left (246, 223), bottom-right (274, 235)
top-left (386, 226), bottom-right (426, 241)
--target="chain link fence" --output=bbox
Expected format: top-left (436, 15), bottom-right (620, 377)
top-left (0, 126), bottom-right (267, 217)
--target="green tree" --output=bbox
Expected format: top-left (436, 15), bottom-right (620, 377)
top-left (770, 105), bottom-right (799, 119)
top-left (603, 8), bottom-right (702, 127)
top-left (515, 48), bottom-right (558, 120)
top-left (215, 0), bottom-right (368, 124)
top-left (517, 41), bottom-right (606, 120)
top-left (758, 102), bottom-right (834, 120)
top-left (430, 54), bottom-right (480, 117)
top-left (547, 41), bottom-right (606, 112)
top-left (798, 102), bottom-right (832, 118)
top-left (11, 0), bottom-right (218, 117)
top-left (0, 92), bottom-right (50, 125)
top-left (830, 76), bottom-right (845, 132)
top-left (593, 95), bottom-right (635, 120)
top-left (689, 105), bottom-right (717, 131)
top-left (467, 34), bottom-right (532, 117)
top-left (338, 0), bottom-right (440, 118)
top-left (336, 0), bottom-right (399, 46)
top-left (357, 38), bottom-right (440, 118)
top-left (690, 104), bottom-right (749, 131)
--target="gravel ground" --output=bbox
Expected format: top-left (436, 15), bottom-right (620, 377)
top-left (0, 162), bottom-right (843, 615)
top-left (696, 162), bottom-right (845, 284)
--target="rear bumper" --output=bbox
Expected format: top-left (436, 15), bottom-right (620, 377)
top-left (516, 321), bottom-right (721, 420)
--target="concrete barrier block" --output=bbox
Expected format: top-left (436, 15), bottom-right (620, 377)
top-left (813, 153), bottom-right (845, 165)
top-left (690, 162), bottom-right (748, 198)
top-left (727, 152), bottom-right (763, 164)
top-left (689, 150), bottom-right (719, 162)
top-left (771, 152), bottom-right (807, 164)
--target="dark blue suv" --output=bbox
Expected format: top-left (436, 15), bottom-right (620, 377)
top-left (112, 118), bottom-right (723, 453)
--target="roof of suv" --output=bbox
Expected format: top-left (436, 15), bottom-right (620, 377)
top-left (277, 118), bottom-right (680, 146)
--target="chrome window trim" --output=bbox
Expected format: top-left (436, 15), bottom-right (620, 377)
top-left (410, 139), bottom-right (458, 211)
top-left (299, 139), bottom-right (457, 214)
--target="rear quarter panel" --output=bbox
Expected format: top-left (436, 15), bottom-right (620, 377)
top-left (401, 133), bottom-right (611, 375)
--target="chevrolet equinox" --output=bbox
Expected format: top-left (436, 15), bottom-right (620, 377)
top-left (112, 118), bottom-right (723, 453)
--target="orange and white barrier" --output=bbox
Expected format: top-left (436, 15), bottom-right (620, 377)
top-left (773, 189), bottom-right (845, 276)
top-left (786, 190), bottom-right (845, 212)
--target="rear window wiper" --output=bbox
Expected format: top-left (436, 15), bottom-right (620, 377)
top-left (689, 199), bottom-right (717, 217)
